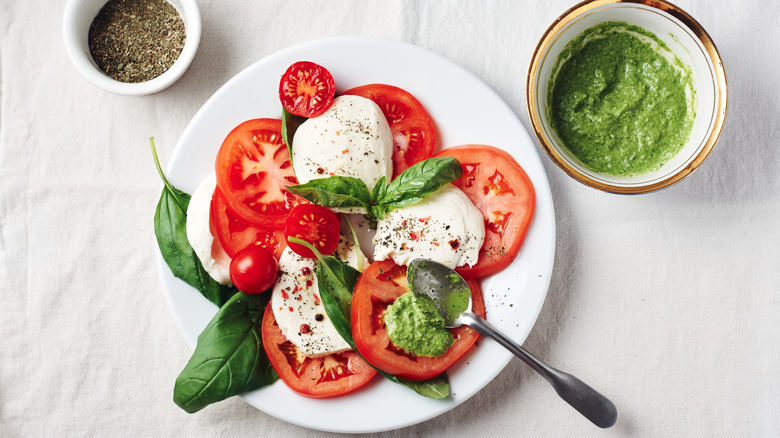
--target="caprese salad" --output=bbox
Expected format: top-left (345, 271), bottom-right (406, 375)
top-left (154, 61), bottom-right (535, 413)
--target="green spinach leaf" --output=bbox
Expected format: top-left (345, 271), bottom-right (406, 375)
top-left (173, 292), bottom-right (277, 413)
top-left (151, 138), bottom-right (238, 307)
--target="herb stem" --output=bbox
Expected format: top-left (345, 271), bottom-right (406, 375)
top-left (150, 137), bottom-right (185, 212)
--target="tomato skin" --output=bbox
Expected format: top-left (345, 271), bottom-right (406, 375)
top-left (351, 260), bottom-right (485, 381)
top-left (342, 84), bottom-right (435, 178)
top-left (435, 145), bottom-right (535, 278)
top-left (284, 204), bottom-right (340, 258)
top-left (229, 246), bottom-right (277, 294)
top-left (261, 303), bottom-right (377, 398)
top-left (211, 187), bottom-right (286, 259)
top-left (215, 118), bottom-right (305, 229)
top-left (279, 61), bottom-right (336, 118)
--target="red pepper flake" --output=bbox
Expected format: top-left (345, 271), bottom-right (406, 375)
top-left (288, 306), bottom-right (294, 312)
top-left (401, 219), bottom-right (408, 226)
top-left (305, 279), bottom-right (313, 288)
top-left (418, 216), bottom-right (431, 224)
top-left (432, 241), bottom-right (440, 246)
top-left (449, 240), bottom-right (460, 249)
top-left (296, 295), bottom-right (302, 301)
top-left (300, 324), bottom-right (311, 334)
top-left (329, 172), bottom-right (335, 176)
top-left (281, 290), bottom-right (289, 299)
top-left (292, 285), bottom-right (300, 293)
top-left (313, 294), bottom-right (321, 305)
top-left (342, 148), bottom-right (349, 154)
top-left (409, 232), bottom-right (419, 241)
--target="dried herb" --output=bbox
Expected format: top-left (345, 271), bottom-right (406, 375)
top-left (88, 0), bottom-right (186, 83)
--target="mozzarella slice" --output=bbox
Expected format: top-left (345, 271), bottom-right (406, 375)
top-left (373, 184), bottom-right (485, 270)
top-left (292, 95), bottom-right (393, 196)
top-left (185, 174), bottom-right (231, 285)
top-left (271, 234), bottom-right (366, 357)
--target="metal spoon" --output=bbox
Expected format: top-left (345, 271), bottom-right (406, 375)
top-left (408, 258), bottom-right (618, 429)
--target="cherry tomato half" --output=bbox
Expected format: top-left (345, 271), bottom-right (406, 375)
top-left (435, 145), bottom-right (535, 278)
top-left (284, 204), bottom-right (340, 258)
top-left (229, 246), bottom-right (277, 294)
top-left (279, 61), bottom-right (336, 118)
top-left (342, 84), bottom-right (436, 178)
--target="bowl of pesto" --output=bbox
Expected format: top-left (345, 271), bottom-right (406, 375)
top-left (527, 0), bottom-right (727, 194)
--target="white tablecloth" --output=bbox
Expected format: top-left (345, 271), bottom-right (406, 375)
top-left (1, 0), bottom-right (777, 436)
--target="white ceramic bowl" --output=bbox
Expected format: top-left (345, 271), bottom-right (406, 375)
top-left (527, 0), bottom-right (727, 194)
top-left (63, 0), bottom-right (201, 96)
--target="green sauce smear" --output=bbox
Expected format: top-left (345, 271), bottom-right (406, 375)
top-left (548, 21), bottom-right (696, 176)
top-left (385, 291), bottom-right (453, 357)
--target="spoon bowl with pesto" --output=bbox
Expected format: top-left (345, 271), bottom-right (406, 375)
top-left (527, 0), bottom-right (727, 194)
top-left (408, 259), bottom-right (618, 429)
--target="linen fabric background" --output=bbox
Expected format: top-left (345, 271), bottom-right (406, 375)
top-left (1, 0), bottom-right (777, 436)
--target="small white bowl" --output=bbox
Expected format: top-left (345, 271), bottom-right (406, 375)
top-left (527, 0), bottom-right (727, 194)
top-left (63, 0), bottom-right (201, 96)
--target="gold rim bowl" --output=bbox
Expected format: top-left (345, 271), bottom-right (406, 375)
top-left (527, 0), bottom-right (727, 194)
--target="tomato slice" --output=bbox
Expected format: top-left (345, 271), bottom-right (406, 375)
top-left (215, 118), bottom-right (305, 228)
top-left (279, 61), bottom-right (336, 118)
top-left (261, 302), bottom-right (377, 398)
top-left (351, 259), bottom-right (484, 381)
top-left (435, 145), bottom-right (535, 278)
top-left (211, 187), bottom-right (286, 259)
top-left (342, 84), bottom-right (435, 179)
top-left (284, 204), bottom-right (341, 258)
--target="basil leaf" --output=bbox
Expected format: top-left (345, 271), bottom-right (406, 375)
top-left (287, 237), bottom-right (450, 399)
top-left (287, 176), bottom-right (372, 211)
top-left (281, 107), bottom-right (306, 163)
top-left (371, 176), bottom-right (388, 221)
top-left (397, 374), bottom-right (450, 399)
top-left (316, 254), bottom-right (361, 346)
top-left (151, 139), bottom-right (237, 307)
top-left (377, 156), bottom-right (462, 212)
top-left (173, 292), bottom-right (277, 413)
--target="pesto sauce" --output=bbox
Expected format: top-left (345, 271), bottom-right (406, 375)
top-left (385, 292), bottom-right (453, 357)
top-left (548, 21), bottom-right (695, 176)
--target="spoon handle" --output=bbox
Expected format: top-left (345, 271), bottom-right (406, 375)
top-left (460, 312), bottom-right (618, 428)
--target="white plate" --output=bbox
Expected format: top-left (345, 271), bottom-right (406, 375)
top-left (157, 36), bottom-right (555, 433)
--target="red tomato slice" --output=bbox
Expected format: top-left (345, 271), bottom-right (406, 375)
top-left (351, 260), bottom-right (484, 381)
top-left (284, 204), bottom-right (340, 258)
top-left (211, 187), bottom-right (286, 259)
top-left (342, 84), bottom-right (435, 179)
top-left (215, 118), bottom-right (305, 228)
top-left (279, 61), bottom-right (336, 118)
top-left (261, 302), bottom-right (377, 398)
top-left (435, 145), bottom-right (535, 278)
